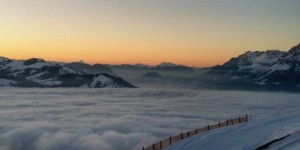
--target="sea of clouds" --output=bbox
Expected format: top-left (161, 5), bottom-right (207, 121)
top-left (0, 88), bottom-right (299, 150)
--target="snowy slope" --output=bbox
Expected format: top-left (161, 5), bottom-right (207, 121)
top-left (86, 74), bottom-right (133, 88)
top-left (166, 115), bottom-right (300, 150)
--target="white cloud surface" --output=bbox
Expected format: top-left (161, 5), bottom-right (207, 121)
top-left (0, 88), bottom-right (299, 150)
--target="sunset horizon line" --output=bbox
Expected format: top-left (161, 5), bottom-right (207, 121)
top-left (0, 55), bottom-right (217, 68)
top-left (2, 42), bottom-right (299, 68)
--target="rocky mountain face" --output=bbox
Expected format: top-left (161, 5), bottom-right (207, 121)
top-left (0, 57), bottom-right (135, 88)
top-left (202, 43), bottom-right (300, 91)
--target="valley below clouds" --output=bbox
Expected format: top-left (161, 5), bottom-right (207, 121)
top-left (0, 88), bottom-right (299, 150)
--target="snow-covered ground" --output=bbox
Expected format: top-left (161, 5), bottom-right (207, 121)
top-left (166, 114), bottom-right (300, 150)
top-left (0, 88), bottom-right (299, 150)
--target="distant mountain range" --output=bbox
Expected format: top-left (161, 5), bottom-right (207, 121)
top-left (201, 43), bottom-right (300, 91)
top-left (106, 62), bottom-right (195, 73)
top-left (0, 57), bottom-right (135, 88)
top-left (1, 42), bottom-right (300, 90)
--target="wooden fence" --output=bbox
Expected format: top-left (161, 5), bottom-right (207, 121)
top-left (143, 114), bottom-right (251, 150)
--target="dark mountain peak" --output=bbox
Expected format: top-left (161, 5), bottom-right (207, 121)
top-left (92, 64), bottom-right (107, 68)
top-left (23, 58), bottom-right (46, 66)
top-left (288, 42), bottom-right (300, 54)
top-left (0, 56), bottom-right (11, 66)
top-left (68, 62), bottom-right (90, 66)
top-left (157, 62), bottom-right (182, 67)
top-left (91, 64), bottom-right (117, 75)
top-left (234, 51), bottom-right (263, 62)
top-left (223, 51), bottom-right (263, 67)
top-left (133, 63), bottom-right (151, 68)
top-left (223, 49), bottom-right (286, 68)
top-left (0, 56), bottom-right (10, 60)
top-left (242, 51), bottom-right (263, 57)
top-left (265, 50), bottom-right (282, 54)
top-left (0, 56), bottom-right (10, 62)
top-left (141, 72), bottom-right (163, 78)
top-left (64, 62), bottom-right (116, 76)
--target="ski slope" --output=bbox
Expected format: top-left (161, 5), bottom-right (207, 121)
top-left (166, 110), bottom-right (300, 150)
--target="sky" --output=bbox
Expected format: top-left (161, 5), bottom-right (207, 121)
top-left (0, 0), bottom-right (299, 67)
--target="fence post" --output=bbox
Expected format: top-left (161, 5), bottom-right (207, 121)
top-left (246, 114), bottom-right (248, 122)
top-left (239, 117), bottom-right (241, 123)
top-left (195, 129), bottom-right (198, 134)
top-left (152, 144), bottom-right (155, 150)
top-left (188, 132), bottom-right (190, 137)
top-left (181, 133), bottom-right (183, 139)
top-left (143, 146), bottom-right (144, 150)
top-left (231, 119), bottom-right (233, 125)
top-left (227, 120), bottom-right (229, 126)
top-left (169, 136), bottom-right (172, 144)
top-left (160, 141), bottom-right (162, 149)
top-left (208, 125), bottom-right (210, 130)
top-left (219, 121), bottom-right (221, 127)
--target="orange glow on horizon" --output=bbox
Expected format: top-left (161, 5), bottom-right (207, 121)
top-left (0, 0), bottom-right (299, 67)
top-left (0, 49), bottom-right (228, 67)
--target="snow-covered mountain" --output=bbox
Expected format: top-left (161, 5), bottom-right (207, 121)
top-left (203, 43), bottom-right (300, 90)
top-left (0, 57), bottom-right (135, 88)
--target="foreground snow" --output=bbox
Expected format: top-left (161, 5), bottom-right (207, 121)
top-left (166, 115), bottom-right (300, 150)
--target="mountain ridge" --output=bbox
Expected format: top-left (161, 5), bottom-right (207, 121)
top-left (0, 57), bottom-right (135, 88)
top-left (202, 42), bottom-right (300, 91)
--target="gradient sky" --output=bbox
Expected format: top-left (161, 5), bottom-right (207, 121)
top-left (0, 0), bottom-right (299, 67)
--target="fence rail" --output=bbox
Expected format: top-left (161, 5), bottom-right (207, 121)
top-left (143, 114), bottom-right (251, 150)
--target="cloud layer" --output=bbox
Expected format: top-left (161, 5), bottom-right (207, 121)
top-left (0, 88), bottom-right (299, 150)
